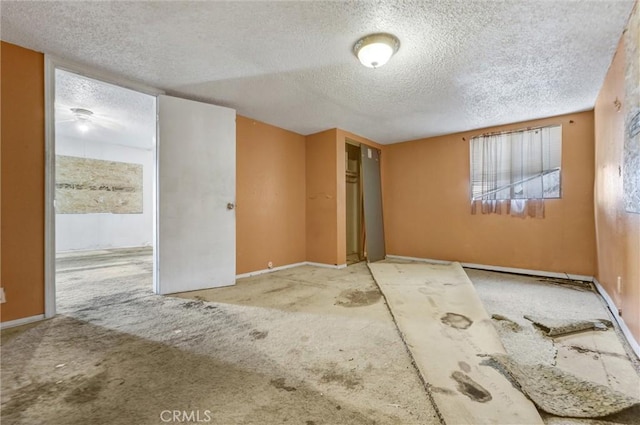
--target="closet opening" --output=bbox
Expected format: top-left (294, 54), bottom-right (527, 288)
top-left (346, 142), bottom-right (364, 265)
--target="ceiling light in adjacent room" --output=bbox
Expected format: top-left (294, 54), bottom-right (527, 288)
top-left (353, 33), bottom-right (400, 68)
top-left (70, 107), bottom-right (93, 132)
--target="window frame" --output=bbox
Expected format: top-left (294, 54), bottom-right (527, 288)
top-left (469, 124), bottom-right (563, 202)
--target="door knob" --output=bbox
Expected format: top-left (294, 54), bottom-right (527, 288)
top-left (227, 202), bottom-right (235, 210)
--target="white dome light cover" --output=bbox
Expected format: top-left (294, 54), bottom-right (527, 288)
top-left (70, 107), bottom-right (94, 132)
top-left (70, 107), bottom-right (94, 121)
top-left (353, 33), bottom-right (400, 68)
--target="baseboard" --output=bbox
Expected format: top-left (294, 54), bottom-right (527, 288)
top-left (236, 262), bottom-right (307, 279)
top-left (0, 314), bottom-right (45, 330)
top-left (57, 244), bottom-right (153, 255)
top-left (385, 254), bottom-right (452, 265)
top-left (385, 255), bottom-right (592, 281)
top-left (461, 262), bottom-right (592, 282)
top-left (236, 261), bottom-right (348, 279)
top-left (305, 262), bottom-right (347, 269)
top-left (593, 278), bottom-right (640, 359)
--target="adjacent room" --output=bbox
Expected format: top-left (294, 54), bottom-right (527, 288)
top-left (1, 1), bottom-right (639, 424)
top-left (54, 69), bottom-right (156, 315)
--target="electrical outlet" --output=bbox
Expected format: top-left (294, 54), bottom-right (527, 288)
top-left (267, 261), bottom-right (273, 269)
top-left (617, 276), bottom-right (622, 293)
top-left (0, 288), bottom-right (5, 304)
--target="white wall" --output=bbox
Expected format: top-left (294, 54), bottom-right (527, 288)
top-left (56, 135), bottom-right (154, 252)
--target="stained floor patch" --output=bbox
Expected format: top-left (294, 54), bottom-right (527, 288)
top-left (1, 381), bottom-right (59, 417)
top-left (65, 371), bottom-right (107, 404)
top-left (441, 312), bottom-right (472, 329)
top-left (450, 371), bottom-right (492, 403)
top-left (181, 300), bottom-right (204, 309)
top-left (249, 330), bottom-right (268, 340)
top-left (269, 378), bottom-right (297, 392)
top-left (458, 361), bottom-right (471, 373)
top-left (319, 368), bottom-right (363, 390)
top-left (335, 289), bottom-right (381, 308)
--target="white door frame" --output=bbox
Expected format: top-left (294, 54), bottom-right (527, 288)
top-left (43, 55), bottom-right (164, 318)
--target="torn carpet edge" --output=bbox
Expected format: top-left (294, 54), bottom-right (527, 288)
top-left (483, 354), bottom-right (640, 418)
top-left (524, 315), bottom-right (612, 336)
top-left (491, 314), bottom-right (557, 366)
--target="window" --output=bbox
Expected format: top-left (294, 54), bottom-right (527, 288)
top-left (470, 125), bottom-right (562, 201)
top-left (469, 125), bottom-right (562, 218)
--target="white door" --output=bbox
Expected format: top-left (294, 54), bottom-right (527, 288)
top-left (155, 95), bottom-right (236, 294)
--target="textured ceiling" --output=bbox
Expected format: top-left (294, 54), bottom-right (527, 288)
top-left (1, 1), bottom-right (634, 144)
top-left (55, 69), bottom-right (156, 150)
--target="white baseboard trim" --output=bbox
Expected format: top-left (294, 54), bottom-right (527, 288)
top-left (461, 262), bottom-right (593, 282)
top-left (385, 254), bottom-right (452, 265)
top-left (236, 261), bottom-right (348, 279)
top-left (1, 314), bottom-right (45, 330)
top-left (593, 278), bottom-right (640, 359)
top-left (305, 262), bottom-right (347, 269)
top-left (236, 262), bottom-right (307, 279)
top-left (385, 255), bottom-right (592, 281)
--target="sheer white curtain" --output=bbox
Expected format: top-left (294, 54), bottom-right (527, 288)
top-left (470, 126), bottom-right (561, 218)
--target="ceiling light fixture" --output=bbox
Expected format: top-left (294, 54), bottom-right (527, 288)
top-left (70, 107), bottom-right (93, 132)
top-left (353, 33), bottom-right (400, 68)
top-left (71, 107), bottom-right (93, 120)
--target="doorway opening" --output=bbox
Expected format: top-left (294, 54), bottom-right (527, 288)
top-left (346, 142), bottom-right (364, 265)
top-left (345, 141), bottom-right (386, 265)
top-left (53, 69), bottom-right (157, 314)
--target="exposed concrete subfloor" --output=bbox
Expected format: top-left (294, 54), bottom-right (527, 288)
top-left (2, 249), bottom-right (640, 425)
top-left (1, 248), bottom-right (439, 425)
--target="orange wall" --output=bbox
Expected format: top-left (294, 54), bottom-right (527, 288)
top-left (1, 42), bottom-right (45, 322)
top-left (594, 33), bottom-right (640, 343)
top-left (304, 128), bottom-right (384, 266)
top-left (383, 111), bottom-right (597, 276)
top-left (305, 129), bottom-right (339, 265)
top-left (236, 116), bottom-right (306, 274)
